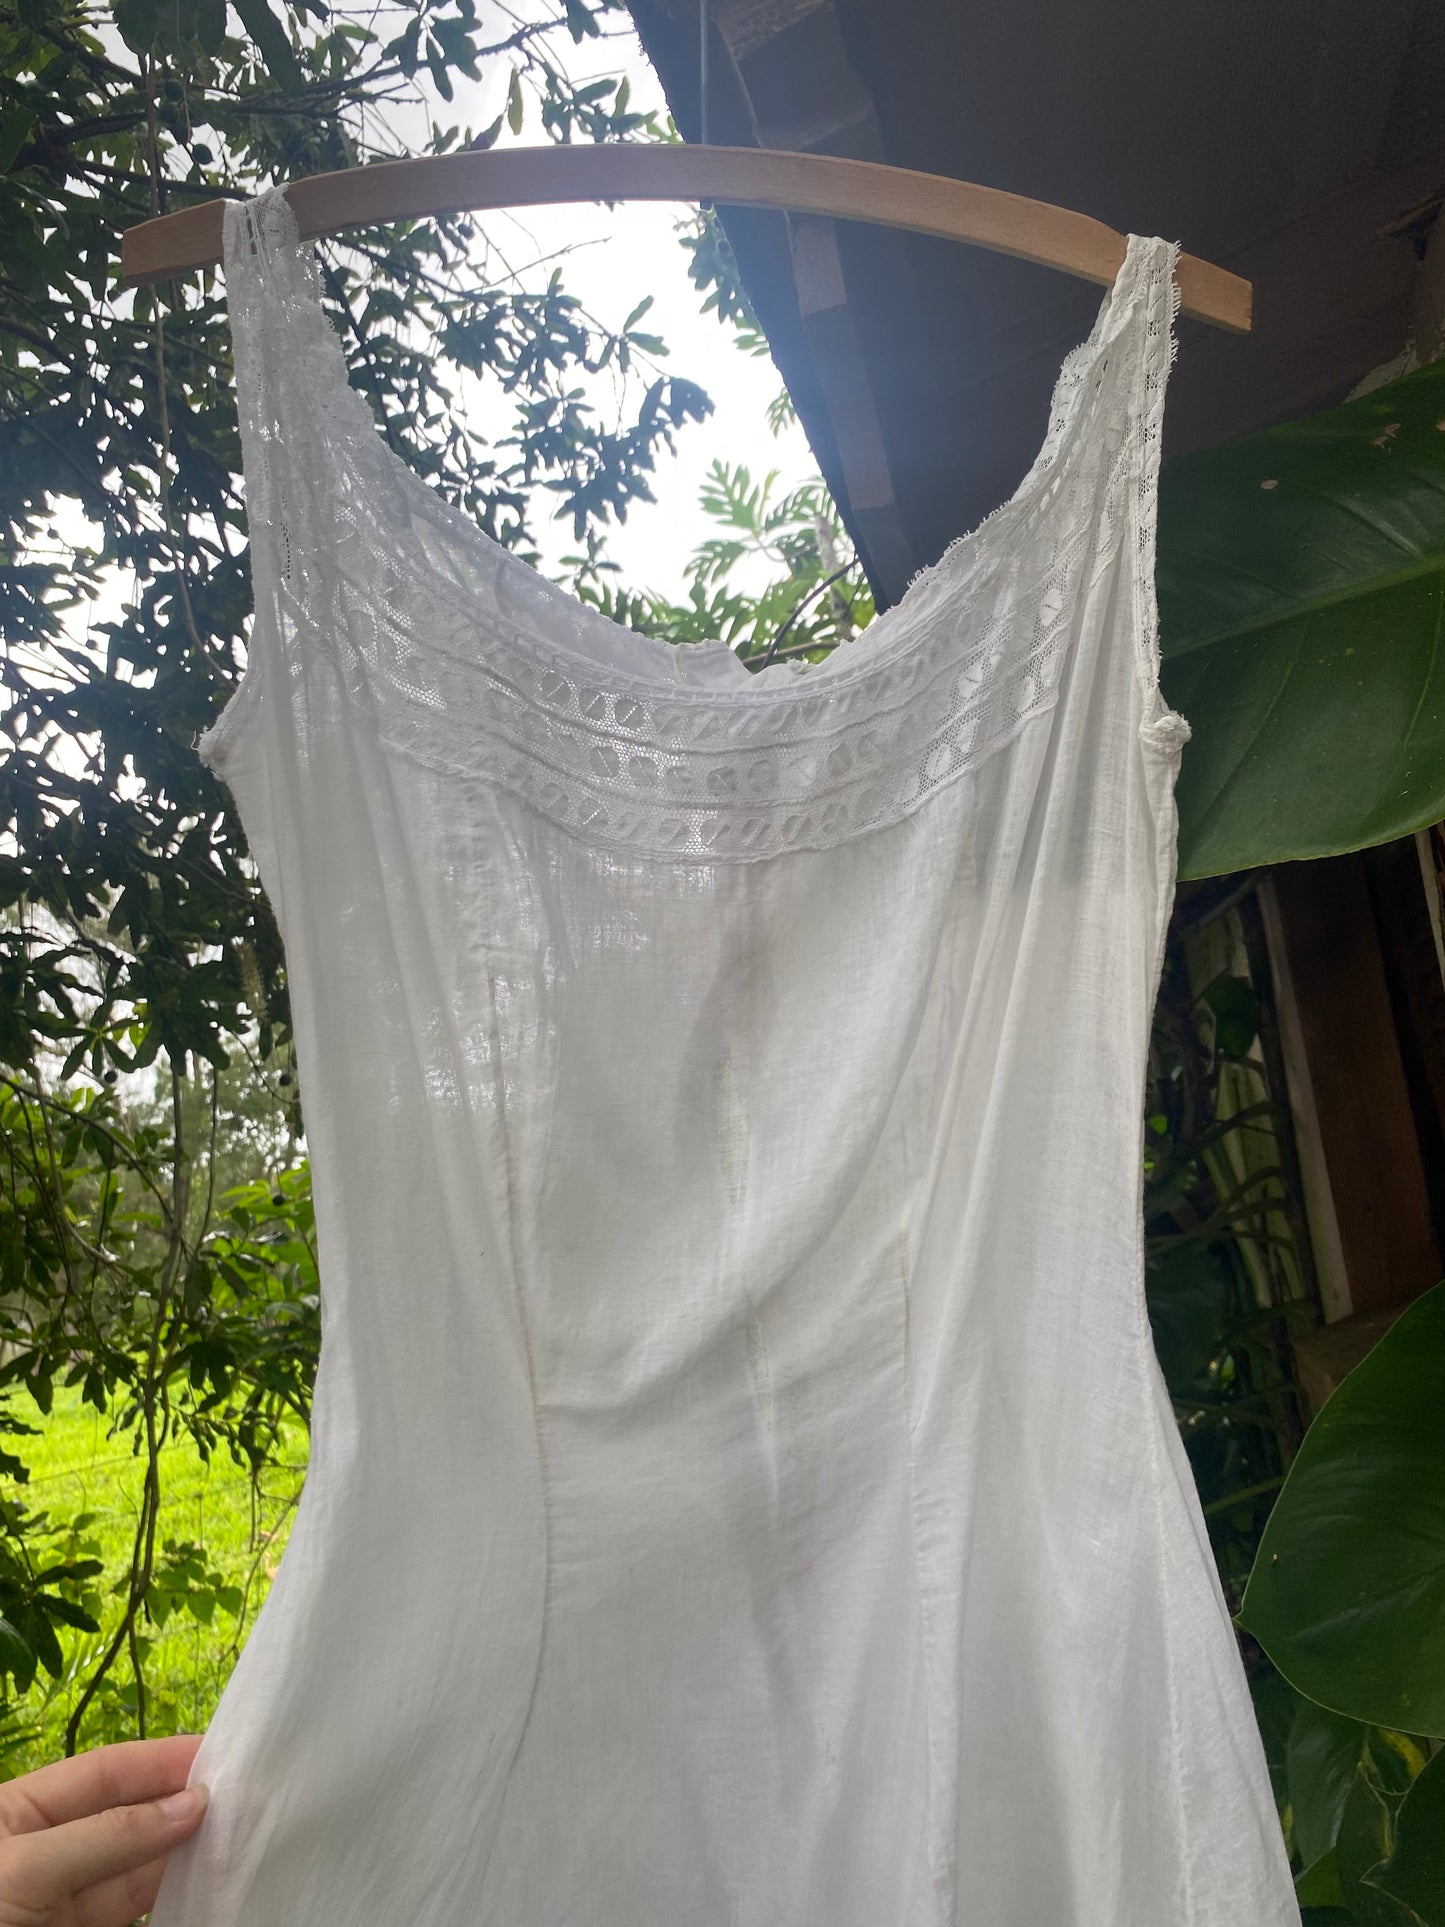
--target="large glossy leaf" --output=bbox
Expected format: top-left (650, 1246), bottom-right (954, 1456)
top-left (1238, 1280), bottom-right (1445, 1733)
top-left (1158, 358), bottom-right (1445, 879)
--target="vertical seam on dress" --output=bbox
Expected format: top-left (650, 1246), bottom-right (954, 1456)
top-left (473, 927), bottom-right (554, 1904)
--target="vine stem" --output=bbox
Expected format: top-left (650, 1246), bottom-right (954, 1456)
top-left (755, 562), bottom-right (858, 669)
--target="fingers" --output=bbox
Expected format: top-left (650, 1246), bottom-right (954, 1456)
top-left (69, 1849), bottom-right (174, 1927)
top-left (0, 1781), bottom-right (208, 1924)
top-left (0, 1737), bottom-right (204, 1837)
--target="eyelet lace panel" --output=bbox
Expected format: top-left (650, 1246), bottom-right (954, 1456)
top-left (212, 190), bottom-right (1183, 861)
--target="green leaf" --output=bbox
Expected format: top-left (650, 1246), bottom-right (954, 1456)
top-left (1158, 358), bottom-right (1445, 879)
top-left (425, 37), bottom-right (454, 103)
top-left (196, 0), bottom-right (228, 55)
top-left (1335, 1767), bottom-right (1413, 1925)
top-left (0, 106), bottom-right (36, 174)
top-left (1296, 1852), bottom-right (1345, 1909)
top-left (1287, 1699), bottom-right (1367, 1868)
top-left (384, 18), bottom-right (421, 73)
top-left (0, 1617), bottom-right (35, 1689)
top-left (506, 68), bottom-right (523, 135)
top-left (1370, 1727), bottom-right (1433, 1797)
top-left (1366, 1748), bottom-right (1445, 1924)
top-left (1144, 1241), bottom-right (1230, 1397)
top-left (1250, 1667), bottom-right (1297, 1809)
top-left (232, 0), bottom-right (304, 92)
top-left (37, 1594), bottom-right (98, 1634)
top-left (25, 1609), bottom-right (63, 1682)
top-left (1239, 1279), bottom-right (1445, 1733)
top-left (430, 15), bottom-right (480, 81)
top-left (111, 0), bottom-right (162, 48)
top-left (1197, 972), bottom-right (1258, 1059)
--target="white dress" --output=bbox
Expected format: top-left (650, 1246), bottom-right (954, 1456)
top-left (148, 186), bottom-right (1302, 1927)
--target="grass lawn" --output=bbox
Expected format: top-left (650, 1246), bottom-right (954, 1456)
top-left (1, 1381), bottom-right (309, 1776)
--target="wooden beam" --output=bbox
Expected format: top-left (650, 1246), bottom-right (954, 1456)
top-left (1260, 855), bottom-right (1441, 1321)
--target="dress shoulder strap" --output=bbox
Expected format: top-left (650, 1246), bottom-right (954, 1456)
top-left (221, 187), bottom-right (384, 591)
top-left (1106, 234), bottom-right (1191, 753)
top-left (199, 189), bottom-right (379, 773)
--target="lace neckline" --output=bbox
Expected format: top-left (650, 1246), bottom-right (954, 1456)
top-left (229, 186), bottom-right (1164, 707)
top-left (208, 189), bottom-right (1180, 863)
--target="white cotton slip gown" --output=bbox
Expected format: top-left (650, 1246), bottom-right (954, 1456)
top-left (147, 186), bottom-right (1301, 1927)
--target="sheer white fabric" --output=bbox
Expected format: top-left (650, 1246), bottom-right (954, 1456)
top-left (148, 187), bottom-right (1301, 1927)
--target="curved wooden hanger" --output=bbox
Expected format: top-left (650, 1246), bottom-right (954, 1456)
top-left (121, 143), bottom-right (1252, 333)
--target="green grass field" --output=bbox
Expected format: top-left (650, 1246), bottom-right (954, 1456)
top-left (1, 1382), bottom-right (309, 1776)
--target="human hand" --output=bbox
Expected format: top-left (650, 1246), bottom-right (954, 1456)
top-left (0, 1733), bottom-right (208, 1926)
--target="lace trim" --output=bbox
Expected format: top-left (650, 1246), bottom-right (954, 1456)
top-left (208, 189), bottom-right (1181, 861)
top-left (1131, 245), bottom-right (1192, 755)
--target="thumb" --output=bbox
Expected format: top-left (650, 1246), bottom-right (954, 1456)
top-left (0, 1782), bottom-right (209, 1921)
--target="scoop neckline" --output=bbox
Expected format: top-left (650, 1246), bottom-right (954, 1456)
top-left (232, 188), bottom-right (1160, 710)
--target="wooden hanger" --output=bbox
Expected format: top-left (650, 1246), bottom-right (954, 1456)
top-left (120, 143), bottom-right (1251, 333)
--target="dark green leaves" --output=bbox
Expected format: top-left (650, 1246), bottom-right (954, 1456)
top-left (144, 1539), bottom-right (244, 1629)
top-left (232, 0), bottom-right (304, 90)
top-left (0, 105), bottom-right (37, 174)
top-left (1239, 1280), bottom-right (1445, 1734)
top-left (112, 0), bottom-right (164, 53)
top-left (1288, 1701), bottom-right (1368, 1869)
top-left (113, 0), bottom-right (235, 61)
top-left (1158, 359), bottom-right (1445, 879)
top-left (1197, 971), bottom-right (1259, 1059)
top-left (197, 0), bottom-right (229, 56)
top-left (0, 1536), bottom-right (102, 1694)
top-left (1367, 1750), bottom-right (1445, 1925)
top-left (1334, 1768), bottom-right (1406, 1925)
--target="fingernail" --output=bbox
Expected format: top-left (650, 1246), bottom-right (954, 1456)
top-left (159, 1784), bottom-right (209, 1822)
